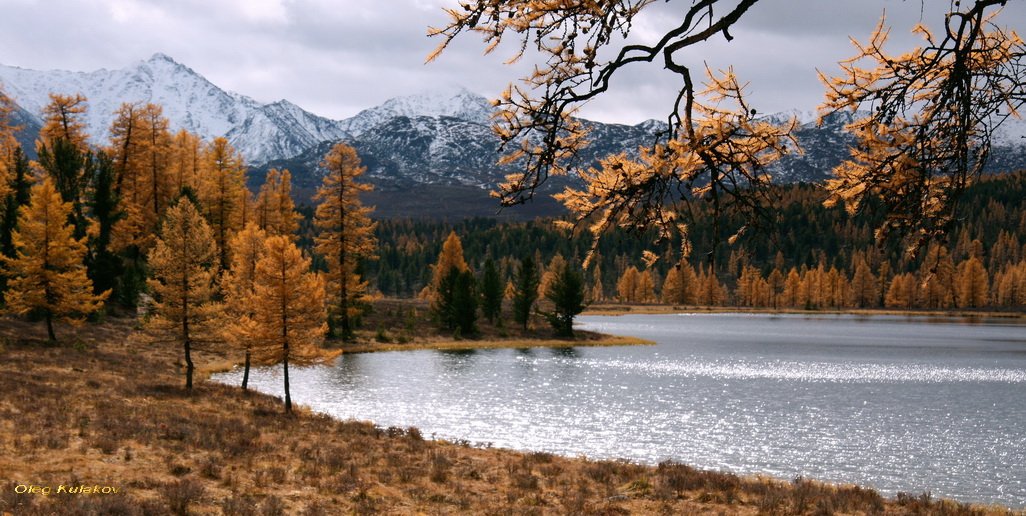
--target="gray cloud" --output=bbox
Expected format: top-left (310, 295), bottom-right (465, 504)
top-left (1, 0), bottom-right (1023, 124)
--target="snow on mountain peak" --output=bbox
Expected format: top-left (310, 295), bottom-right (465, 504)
top-left (759, 108), bottom-right (819, 127)
top-left (0, 54), bottom-right (347, 163)
top-left (148, 52), bottom-right (177, 64)
top-left (339, 86), bottom-right (495, 137)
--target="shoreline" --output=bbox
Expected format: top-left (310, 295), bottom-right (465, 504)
top-left (584, 303), bottom-right (1026, 319)
top-left (334, 331), bottom-right (654, 354)
top-left (1, 316), bottom-right (1021, 514)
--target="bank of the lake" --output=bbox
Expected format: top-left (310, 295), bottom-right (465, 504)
top-left (1, 315), bottom-right (1020, 515)
top-left (336, 331), bottom-right (652, 354)
top-left (585, 302), bottom-right (1026, 319)
top-left (218, 312), bottom-right (1026, 511)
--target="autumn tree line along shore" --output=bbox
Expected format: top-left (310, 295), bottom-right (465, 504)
top-left (5, 94), bottom-right (1026, 361)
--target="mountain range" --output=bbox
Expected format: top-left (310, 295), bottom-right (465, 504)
top-left (2, 53), bottom-right (1024, 219)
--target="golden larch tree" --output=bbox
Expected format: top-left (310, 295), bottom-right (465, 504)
top-left (537, 253), bottom-right (566, 298)
top-left (919, 245), bottom-right (956, 309)
top-left (635, 269), bottom-right (656, 303)
top-left (676, 261), bottom-right (700, 305)
top-left (821, 8), bottom-right (1026, 253)
top-left (108, 102), bottom-right (177, 251)
top-left (256, 168), bottom-right (301, 238)
top-left (38, 93), bottom-right (89, 152)
top-left (146, 198), bottom-right (221, 390)
top-left (256, 168), bottom-right (282, 233)
top-left (503, 279), bottom-right (517, 300)
top-left (220, 223), bottom-right (268, 390)
top-left (849, 258), bottom-right (878, 308)
top-left (169, 129), bottom-right (203, 194)
top-left (955, 256), bottom-right (989, 308)
top-left (2, 178), bottom-right (107, 341)
top-left (139, 103), bottom-right (173, 227)
top-left (249, 235), bottom-right (335, 414)
top-left (0, 89), bottom-right (19, 200)
top-left (993, 261), bottom-right (1026, 307)
top-left (199, 137), bottom-right (248, 271)
top-left (876, 262), bottom-right (892, 307)
top-left (737, 266), bottom-right (764, 307)
top-left (314, 143), bottom-right (376, 339)
top-left (661, 266), bottom-right (681, 305)
top-left (428, 230), bottom-right (469, 296)
top-left (109, 102), bottom-right (145, 203)
top-left (616, 266), bottom-right (640, 303)
top-left (885, 273), bottom-right (917, 309)
top-left (697, 265), bottom-right (728, 306)
top-left (826, 267), bottom-right (851, 308)
top-left (107, 102), bottom-right (152, 254)
top-left (782, 268), bottom-right (802, 308)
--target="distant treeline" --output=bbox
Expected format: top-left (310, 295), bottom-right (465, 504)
top-left (359, 172), bottom-right (1026, 310)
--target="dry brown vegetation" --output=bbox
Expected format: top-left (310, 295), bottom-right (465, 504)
top-left (0, 315), bottom-right (1020, 515)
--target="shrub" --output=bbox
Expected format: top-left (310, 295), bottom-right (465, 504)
top-left (161, 478), bottom-right (205, 516)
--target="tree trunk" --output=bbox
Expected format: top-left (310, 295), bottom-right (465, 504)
top-left (242, 350), bottom-right (251, 391)
top-left (338, 174), bottom-right (351, 340)
top-left (184, 339), bottom-right (194, 390)
top-left (283, 352), bottom-right (291, 414)
top-left (45, 312), bottom-right (57, 342)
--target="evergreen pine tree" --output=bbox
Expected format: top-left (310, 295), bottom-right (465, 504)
top-left (513, 256), bottom-right (539, 330)
top-left (451, 269), bottom-right (478, 336)
top-left (480, 257), bottom-right (503, 324)
top-left (85, 151), bottom-right (124, 303)
top-left (36, 137), bottom-right (89, 239)
top-left (1, 148), bottom-right (32, 292)
top-left (544, 261), bottom-right (586, 338)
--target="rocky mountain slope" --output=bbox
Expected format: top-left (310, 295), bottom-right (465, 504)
top-left (3, 54), bottom-right (1025, 219)
top-left (0, 53), bottom-right (347, 164)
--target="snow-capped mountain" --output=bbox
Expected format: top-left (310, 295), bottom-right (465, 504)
top-left (0, 53), bottom-right (347, 163)
top-left (0, 91), bottom-right (42, 155)
top-left (338, 86), bottom-right (495, 137)
top-left (3, 53), bottom-right (1025, 218)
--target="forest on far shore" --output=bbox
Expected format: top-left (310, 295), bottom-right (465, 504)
top-left (359, 171), bottom-right (1026, 312)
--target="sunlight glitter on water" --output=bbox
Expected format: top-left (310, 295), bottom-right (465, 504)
top-left (212, 313), bottom-right (1026, 508)
top-left (569, 357), bottom-right (1026, 383)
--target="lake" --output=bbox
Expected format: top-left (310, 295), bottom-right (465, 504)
top-left (211, 313), bottom-right (1026, 508)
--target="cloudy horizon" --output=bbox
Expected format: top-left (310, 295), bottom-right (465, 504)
top-left (1, 0), bottom-right (1024, 125)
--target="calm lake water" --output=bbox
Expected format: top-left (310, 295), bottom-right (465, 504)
top-left (212, 313), bottom-right (1026, 508)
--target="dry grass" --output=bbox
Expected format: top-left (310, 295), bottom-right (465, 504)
top-left (0, 315), bottom-right (1021, 515)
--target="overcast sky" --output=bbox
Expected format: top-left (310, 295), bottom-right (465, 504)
top-left (1, 0), bottom-right (1024, 124)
